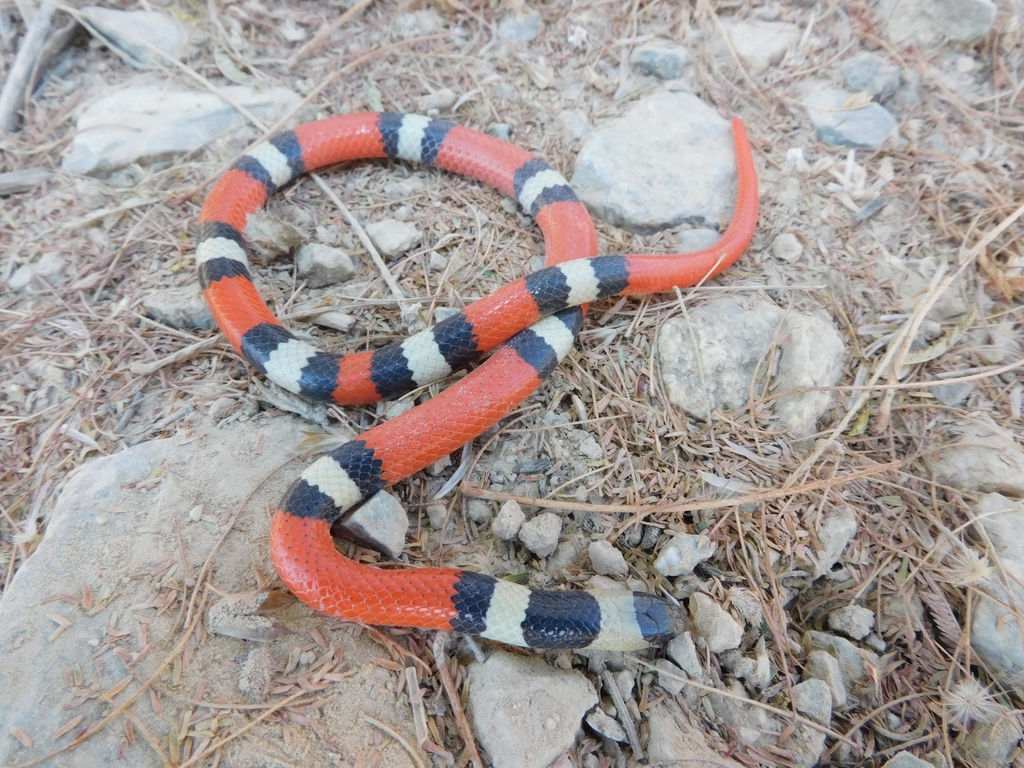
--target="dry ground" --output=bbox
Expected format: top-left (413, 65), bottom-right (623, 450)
top-left (3, 1), bottom-right (1024, 766)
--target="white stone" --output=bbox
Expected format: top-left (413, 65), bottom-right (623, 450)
top-left (827, 605), bottom-right (875, 640)
top-left (715, 19), bottom-right (801, 74)
top-left (771, 232), bottom-right (803, 263)
top-left (653, 533), bottom-right (716, 576)
top-left (518, 513), bottom-right (562, 558)
top-left (791, 679), bottom-right (833, 727)
top-left (492, 500), bottom-right (526, 540)
top-left (7, 252), bottom-right (66, 291)
top-left (926, 416), bottom-right (1024, 497)
top-left (588, 540), bottom-right (629, 577)
top-left (295, 243), bottom-right (355, 288)
top-left (689, 593), bottom-right (742, 653)
top-left (365, 219), bottom-right (422, 259)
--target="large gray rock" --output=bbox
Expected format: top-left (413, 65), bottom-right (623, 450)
top-left (0, 416), bottom-right (420, 768)
top-left (571, 92), bottom-right (738, 234)
top-left (874, 0), bottom-right (997, 46)
top-left (81, 6), bottom-right (189, 67)
top-left (926, 415), bottom-right (1024, 496)
top-left (63, 85), bottom-right (301, 175)
top-left (468, 651), bottom-right (597, 768)
top-left (656, 297), bottom-right (845, 436)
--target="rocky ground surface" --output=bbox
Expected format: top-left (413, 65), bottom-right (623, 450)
top-left (2, 1), bottom-right (1024, 767)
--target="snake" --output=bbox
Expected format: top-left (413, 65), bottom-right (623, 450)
top-left (197, 111), bottom-right (758, 650)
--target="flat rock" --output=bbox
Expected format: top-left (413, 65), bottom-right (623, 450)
top-left (882, 752), bottom-right (935, 768)
top-left (571, 92), bottom-right (737, 234)
top-left (874, 0), bottom-right (996, 46)
top-left (803, 87), bottom-right (897, 149)
top-left (629, 40), bottom-right (695, 81)
top-left (841, 53), bottom-right (901, 100)
top-left (667, 632), bottom-right (705, 682)
top-left (791, 679), bottom-right (833, 726)
top-left (336, 490), bottom-right (409, 560)
top-left (971, 557), bottom-right (1024, 692)
top-left (0, 416), bottom-right (420, 768)
top-left (365, 219), bottom-right (422, 259)
top-left (804, 650), bottom-right (848, 708)
top-left (63, 85), bottom-right (301, 175)
top-left (926, 415), bottom-right (1024, 496)
top-left (492, 499), bottom-right (525, 540)
top-left (715, 18), bottom-right (802, 74)
top-left (657, 297), bottom-right (845, 436)
top-left (585, 708), bottom-right (626, 742)
top-left (646, 700), bottom-right (744, 766)
top-left (803, 631), bottom-right (880, 701)
top-left (81, 6), bottom-right (189, 67)
top-left (142, 283), bottom-right (215, 330)
top-left (689, 592), bottom-right (742, 653)
top-left (7, 252), bottom-right (66, 291)
top-left (828, 605), bottom-right (875, 640)
top-left (468, 651), bottom-right (597, 768)
top-left (802, 505), bottom-right (858, 578)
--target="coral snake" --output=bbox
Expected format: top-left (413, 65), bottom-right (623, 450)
top-left (197, 111), bottom-right (758, 650)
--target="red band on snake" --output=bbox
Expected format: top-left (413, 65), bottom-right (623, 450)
top-left (197, 112), bottom-right (758, 650)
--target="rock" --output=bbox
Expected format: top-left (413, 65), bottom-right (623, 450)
top-left (803, 650), bottom-right (849, 708)
top-left (589, 540), bottom-right (628, 577)
top-left (206, 593), bottom-right (290, 642)
top-left (970, 557), bottom-right (1024, 692)
top-left (841, 53), bottom-right (901, 100)
top-left (715, 18), bottom-right (802, 74)
top-left (518, 512), bottom-right (562, 558)
top-left (709, 682), bottom-right (827, 768)
top-left (960, 711), bottom-right (1022, 767)
top-left (646, 700), bottom-right (744, 767)
top-left (558, 109), bottom-right (589, 142)
top-left (142, 284), bottom-right (215, 330)
top-left (655, 659), bottom-right (687, 696)
top-left (63, 85), bottom-right (301, 175)
top-left (80, 6), bottom-right (188, 67)
top-left (238, 645), bottom-right (273, 700)
top-left (0, 416), bottom-right (420, 768)
top-left (466, 499), bottom-right (492, 524)
top-left (673, 227), bottom-right (721, 251)
top-left (657, 297), bottom-right (844, 436)
top-left (312, 311), bottom-right (357, 332)
top-left (295, 243), bottom-right (355, 288)
top-left (828, 605), bottom-right (875, 640)
top-left (803, 631), bottom-right (879, 695)
top-left (803, 87), bottom-right (897, 149)
top-left (416, 88), bottom-right (458, 113)
top-left (874, 0), bottom-right (996, 46)
top-left (492, 500), bottom-right (526, 540)
top-left (933, 381), bottom-right (974, 407)
top-left (629, 40), bottom-right (695, 81)
top-left (926, 416), bottom-right (1024, 496)
top-left (771, 232), bottom-right (803, 263)
top-left (882, 752), bottom-right (935, 768)
top-left (468, 651), bottom-right (597, 768)
top-left (571, 92), bottom-right (738, 234)
top-left (335, 490), bottom-right (409, 560)
top-left (7, 252), bottom-right (66, 291)
top-left (486, 123), bottom-right (511, 141)
top-left (971, 494), bottom-right (1024, 558)
top-left (791, 679), bottom-right (833, 726)
top-left (689, 593), bottom-right (742, 653)
top-left (585, 708), bottom-right (627, 742)
top-left (246, 210), bottom-right (306, 262)
top-left (393, 10), bottom-right (444, 40)
top-left (364, 219), bottom-right (422, 259)
top-left (428, 251), bottom-right (448, 271)
top-left (804, 506), bottom-right (858, 578)
top-left (667, 632), bottom-right (705, 682)
top-left (771, 312), bottom-right (846, 436)
top-left (498, 6), bottom-right (543, 45)
top-left (654, 533), bottom-right (716, 576)
top-left (0, 167), bottom-right (53, 195)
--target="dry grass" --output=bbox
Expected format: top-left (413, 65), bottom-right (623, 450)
top-left (3, 0), bottom-right (1024, 766)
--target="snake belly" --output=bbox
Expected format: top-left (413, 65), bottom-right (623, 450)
top-left (197, 111), bottom-right (759, 650)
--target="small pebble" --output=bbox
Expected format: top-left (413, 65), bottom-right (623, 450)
top-left (771, 232), bottom-right (803, 263)
top-left (654, 533), bottom-right (716, 576)
top-left (492, 500), bottom-right (526, 540)
top-left (588, 540), bottom-right (629, 577)
top-left (188, 504), bottom-right (203, 522)
top-left (827, 604), bottom-right (875, 640)
top-left (518, 512), bottom-right (562, 558)
top-left (585, 709), bottom-right (627, 742)
top-left (365, 219), bottom-right (422, 259)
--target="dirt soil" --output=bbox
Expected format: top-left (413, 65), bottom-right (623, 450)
top-left (3, 1), bottom-right (1024, 767)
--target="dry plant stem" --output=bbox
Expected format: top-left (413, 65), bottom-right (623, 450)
top-left (0, 1), bottom-right (55, 134)
top-left (462, 461), bottom-right (900, 540)
top-left (129, 337), bottom-right (222, 376)
top-left (601, 670), bottom-right (643, 759)
top-left (361, 715), bottom-right (427, 768)
top-left (311, 173), bottom-right (410, 315)
top-left (783, 200), bottom-right (1024, 489)
top-left (286, 0), bottom-right (374, 69)
top-left (430, 632), bottom-right (484, 768)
